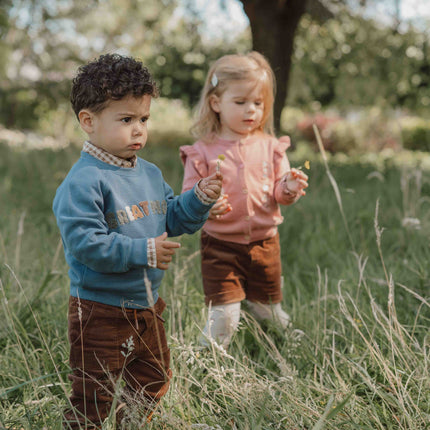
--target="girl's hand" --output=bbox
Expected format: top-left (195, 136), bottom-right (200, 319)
top-left (208, 195), bottom-right (232, 219)
top-left (199, 171), bottom-right (223, 200)
top-left (154, 232), bottom-right (181, 270)
top-left (283, 168), bottom-right (309, 197)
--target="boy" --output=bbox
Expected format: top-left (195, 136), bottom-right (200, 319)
top-left (53, 53), bottom-right (222, 428)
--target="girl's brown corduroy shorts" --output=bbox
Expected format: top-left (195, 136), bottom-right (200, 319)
top-left (64, 295), bottom-right (171, 429)
top-left (200, 231), bottom-right (283, 307)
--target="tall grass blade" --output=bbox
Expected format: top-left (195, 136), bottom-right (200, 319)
top-left (14, 210), bottom-right (26, 273)
top-left (313, 124), bottom-right (355, 252)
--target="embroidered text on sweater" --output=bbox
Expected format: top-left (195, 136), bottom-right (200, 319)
top-left (53, 151), bottom-right (212, 309)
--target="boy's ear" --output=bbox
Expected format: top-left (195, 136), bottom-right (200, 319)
top-left (209, 95), bottom-right (220, 113)
top-left (78, 109), bottom-right (95, 134)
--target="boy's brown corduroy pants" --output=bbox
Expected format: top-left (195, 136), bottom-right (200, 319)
top-left (63, 296), bottom-right (171, 429)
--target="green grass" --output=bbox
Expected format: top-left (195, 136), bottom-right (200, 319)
top-left (0, 138), bottom-right (429, 429)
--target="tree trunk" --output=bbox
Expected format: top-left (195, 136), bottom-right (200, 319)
top-left (240, 0), bottom-right (308, 133)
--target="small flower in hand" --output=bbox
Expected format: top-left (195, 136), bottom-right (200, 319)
top-left (292, 160), bottom-right (310, 178)
top-left (284, 168), bottom-right (309, 197)
top-left (216, 154), bottom-right (226, 173)
top-left (199, 171), bottom-right (223, 201)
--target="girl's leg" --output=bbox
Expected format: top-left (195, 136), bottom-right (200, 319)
top-left (244, 234), bottom-right (289, 329)
top-left (201, 302), bottom-right (241, 348)
top-left (245, 300), bottom-right (290, 329)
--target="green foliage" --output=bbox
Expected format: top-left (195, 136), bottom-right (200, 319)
top-left (149, 42), bottom-right (245, 107)
top-left (149, 96), bottom-right (194, 149)
top-left (282, 106), bottom-right (430, 155)
top-left (0, 88), bottom-right (39, 129)
top-left (290, 11), bottom-right (430, 112)
top-left (0, 3), bottom-right (10, 80)
top-left (1, 138), bottom-right (430, 428)
top-left (0, 0), bottom-right (246, 131)
top-left (3, 0), bottom-right (430, 137)
top-left (0, 80), bottom-right (70, 129)
top-left (400, 116), bottom-right (430, 151)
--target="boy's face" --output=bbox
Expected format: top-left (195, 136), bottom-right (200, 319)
top-left (79, 94), bottom-right (151, 159)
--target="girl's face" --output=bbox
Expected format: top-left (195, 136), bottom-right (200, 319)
top-left (210, 80), bottom-right (264, 140)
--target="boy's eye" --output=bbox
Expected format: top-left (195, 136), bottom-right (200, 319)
top-left (140, 117), bottom-right (148, 123)
top-left (121, 117), bottom-right (132, 123)
top-left (255, 101), bottom-right (262, 106)
top-left (235, 101), bottom-right (245, 105)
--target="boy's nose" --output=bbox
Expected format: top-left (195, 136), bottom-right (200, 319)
top-left (133, 123), bottom-right (144, 135)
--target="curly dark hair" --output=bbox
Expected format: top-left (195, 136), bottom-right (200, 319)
top-left (70, 53), bottom-right (158, 118)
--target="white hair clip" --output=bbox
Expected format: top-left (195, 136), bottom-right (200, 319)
top-left (211, 73), bottom-right (218, 87)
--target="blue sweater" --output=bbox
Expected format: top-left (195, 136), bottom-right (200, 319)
top-left (53, 151), bottom-right (211, 309)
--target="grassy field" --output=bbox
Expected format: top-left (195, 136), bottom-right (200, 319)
top-left (0, 138), bottom-right (429, 429)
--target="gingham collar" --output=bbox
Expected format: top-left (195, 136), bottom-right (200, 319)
top-left (82, 141), bottom-right (137, 168)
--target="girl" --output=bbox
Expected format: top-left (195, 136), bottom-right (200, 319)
top-left (180, 51), bottom-right (308, 348)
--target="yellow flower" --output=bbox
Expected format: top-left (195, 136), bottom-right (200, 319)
top-left (216, 154), bottom-right (225, 173)
top-left (296, 160), bottom-right (310, 171)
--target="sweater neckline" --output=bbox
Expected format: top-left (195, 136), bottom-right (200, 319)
top-left (81, 152), bottom-right (144, 174)
top-left (213, 132), bottom-right (265, 145)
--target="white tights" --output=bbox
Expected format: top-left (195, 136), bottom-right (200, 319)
top-left (201, 301), bottom-right (290, 348)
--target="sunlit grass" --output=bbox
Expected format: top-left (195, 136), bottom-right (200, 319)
top-left (0, 139), bottom-right (429, 429)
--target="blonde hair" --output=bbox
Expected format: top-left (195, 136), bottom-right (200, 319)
top-left (191, 51), bottom-right (276, 140)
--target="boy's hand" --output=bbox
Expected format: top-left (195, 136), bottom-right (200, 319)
top-left (199, 172), bottom-right (223, 200)
top-left (208, 194), bottom-right (232, 219)
top-left (154, 232), bottom-right (181, 270)
top-left (283, 168), bottom-right (309, 197)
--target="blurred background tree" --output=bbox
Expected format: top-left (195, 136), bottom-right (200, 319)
top-left (0, 0), bottom-right (247, 135)
top-left (240, 0), bottom-right (430, 130)
top-left (0, 0), bottom-right (180, 131)
top-left (239, 0), bottom-right (309, 131)
top-left (0, 0), bottom-right (429, 149)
